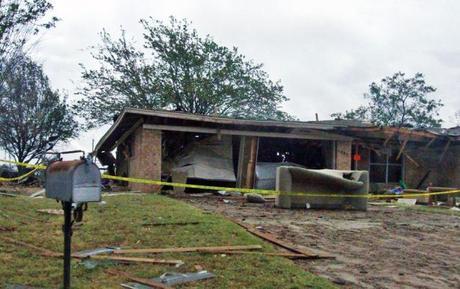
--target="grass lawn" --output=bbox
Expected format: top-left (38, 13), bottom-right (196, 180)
top-left (0, 194), bottom-right (336, 289)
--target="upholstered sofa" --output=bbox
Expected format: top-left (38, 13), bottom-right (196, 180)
top-left (275, 167), bottom-right (369, 211)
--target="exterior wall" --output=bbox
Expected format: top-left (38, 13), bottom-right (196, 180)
top-left (336, 140), bottom-right (352, 170)
top-left (129, 127), bottom-right (162, 193)
top-left (404, 144), bottom-right (460, 189)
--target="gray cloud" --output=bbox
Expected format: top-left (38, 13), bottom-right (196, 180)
top-left (29, 0), bottom-right (460, 152)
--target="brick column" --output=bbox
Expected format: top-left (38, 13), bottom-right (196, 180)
top-left (336, 140), bottom-right (352, 170)
top-left (129, 127), bottom-right (162, 193)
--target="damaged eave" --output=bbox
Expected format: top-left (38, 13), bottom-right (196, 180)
top-left (143, 123), bottom-right (353, 141)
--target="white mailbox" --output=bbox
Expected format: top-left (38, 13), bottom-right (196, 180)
top-left (45, 159), bottom-right (101, 203)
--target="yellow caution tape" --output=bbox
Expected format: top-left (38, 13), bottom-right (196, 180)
top-left (0, 168), bottom-right (39, 182)
top-left (1, 159), bottom-right (460, 199)
top-left (0, 159), bottom-right (46, 170)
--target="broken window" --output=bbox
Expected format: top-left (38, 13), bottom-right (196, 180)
top-left (369, 149), bottom-right (403, 183)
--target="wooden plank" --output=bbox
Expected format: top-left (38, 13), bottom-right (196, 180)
top-left (396, 138), bottom-right (409, 160)
top-left (106, 269), bottom-right (171, 289)
top-left (198, 250), bottom-right (334, 259)
top-left (143, 124), bottom-right (352, 141)
top-left (424, 137), bottom-right (436, 150)
top-left (228, 218), bottom-right (334, 259)
top-left (142, 221), bottom-right (200, 226)
top-left (245, 136), bottom-right (258, 188)
top-left (90, 255), bottom-right (182, 265)
top-left (438, 140), bottom-right (451, 164)
top-left (236, 136), bottom-right (247, 188)
top-left (0, 236), bottom-right (60, 257)
top-left (113, 244), bottom-right (262, 254)
top-left (383, 132), bottom-right (395, 147)
top-left (402, 152), bottom-right (420, 167)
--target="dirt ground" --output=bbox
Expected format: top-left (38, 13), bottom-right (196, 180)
top-left (180, 196), bottom-right (460, 289)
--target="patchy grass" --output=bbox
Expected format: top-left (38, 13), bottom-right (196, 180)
top-left (0, 194), bottom-right (335, 289)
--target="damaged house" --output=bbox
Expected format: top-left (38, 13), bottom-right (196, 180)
top-left (94, 108), bottom-right (460, 194)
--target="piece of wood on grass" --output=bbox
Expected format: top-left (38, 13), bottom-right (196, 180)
top-left (113, 244), bottom-right (262, 254)
top-left (90, 255), bottom-right (183, 266)
top-left (142, 221), bottom-right (200, 226)
top-left (106, 269), bottom-right (171, 289)
top-left (198, 250), bottom-right (334, 259)
top-left (0, 236), bottom-right (61, 257)
top-left (228, 218), bottom-right (334, 259)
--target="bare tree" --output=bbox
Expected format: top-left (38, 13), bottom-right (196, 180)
top-left (0, 53), bottom-right (78, 170)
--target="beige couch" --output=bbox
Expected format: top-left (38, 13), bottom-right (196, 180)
top-left (275, 167), bottom-right (369, 211)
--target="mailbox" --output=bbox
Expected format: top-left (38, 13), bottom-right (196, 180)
top-left (45, 159), bottom-right (101, 203)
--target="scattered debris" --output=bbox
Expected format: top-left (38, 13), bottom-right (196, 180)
top-left (397, 199), bottom-right (417, 206)
top-left (193, 250), bottom-right (326, 259)
top-left (102, 191), bottom-right (142, 197)
top-left (73, 247), bottom-right (121, 258)
top-left (245, 193), bottom-right (266, 204)
top-left (2, 236), bottom-right (183, 266)
top-left (0, 226), bottom-right (16, 232)
top-left (120, 271), bottom-right (215, 288)
top-left (113, 244), bottom-right (262, 254)
top-left (216, 190), bottom-right (229, 196)
top-left (152, 271), bottom-right (215, 286)
top-left (188, 192), bottom-right (213, 198)
top-left (29, 189), bottom-right (45, 198)
top-left (1, 236), bottom-right (61, 257)
top-left (228, 218), bottom-right (333, 259)
top-left (0, 192), bottom-right (18, 197)
top-left (5, 284), bottom-right (44, 289)
top-left (121, 283), bottom-right (153, 289)
top-left (80, 259), bottom-right (99, 269)
top-left (106, 269), bottom-right (172, 289)
top-left (143, 221), bottom-right (200, 226)
top-left (81, 255), bottom-right (184, 266)
top-left (37, 209), bottom-right (64, 215)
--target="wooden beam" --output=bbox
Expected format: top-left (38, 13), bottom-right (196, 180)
top-left (402, 151), bottom-right (420, 168)
top-left (228, 218), bottom-right (334, 259)
top-left (245, 136), bottom-right (258, 189)
top-left (113, 245), bottom-right (262, 254)
top-left (424, 137), bottom-right (436, 150)
top-left (236, 136), bottom-right (247, 188)
top-left (0, 236), bottom-right (60, 257)
top-left (383, 132), bottom-right (395, 147)
top-left (396, 138), bottom-right (409, 160)
top-left (109, 118), bottom-right (143, 151)
top-left (89, 255), bottom-right (182, 265)
top-left (438, 140), bottom-right (451, 164)
top-left (143, 124), bottom-right (352, 141)
top-left (106, 269), bottom-right (172, 289)
top-left (197, 250), bottom-right (335, 259)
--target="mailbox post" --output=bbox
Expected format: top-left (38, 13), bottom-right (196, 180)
top-left (45, 153), bottom-right (101, 289)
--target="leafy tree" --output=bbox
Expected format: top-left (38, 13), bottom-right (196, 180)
top-left (76, 17), bottom-right (293, 128)
top-left (0, 0), bottom-right (58, 73)
top-left (331, 72), bottom-right (443, 128)
top-left (0, 53), bottom-right (78, 168)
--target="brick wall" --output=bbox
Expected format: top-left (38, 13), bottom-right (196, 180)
top-left (129, 127), bottom-right (162, 193)
top-left (336, 140), bottom-right (352, 170)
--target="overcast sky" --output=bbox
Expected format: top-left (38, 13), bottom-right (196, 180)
top-left (30, 0), bottom-right (460, 154)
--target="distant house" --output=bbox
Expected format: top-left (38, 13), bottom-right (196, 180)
top-left (94, 108), bottom-right (460, 193)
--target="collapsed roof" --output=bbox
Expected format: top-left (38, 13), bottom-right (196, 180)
top-left (95, 108), bottom-right (460, 154)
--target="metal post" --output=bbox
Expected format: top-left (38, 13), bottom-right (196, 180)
top-left (63, 201), bottom-right (72, 289)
